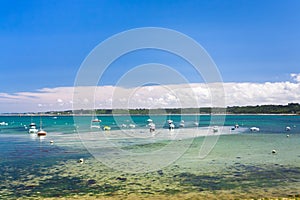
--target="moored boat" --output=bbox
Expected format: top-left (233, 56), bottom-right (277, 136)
top-left (103, 126), bottom-right (111, 131)
top-left (28, 122), bottom-right (38, 134)
top-left (91, 117), bottom-right (101, 129)
top-left (37, 117), bottom-right (47, 136)
top-left (250, 127), bottom-right (260, 132)
top-left (92, 118), bottom-right (101, 123)
top-left (37, 129), bottom-right (47, 136)
top-left (179, 120), bottom-right (185, 127)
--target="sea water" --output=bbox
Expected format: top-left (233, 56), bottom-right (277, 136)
top-left (0, 115), bottom-right (299, 199)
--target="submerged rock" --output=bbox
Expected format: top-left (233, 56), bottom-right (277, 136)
top-left (87, 179), bottom-right (96, 185)
top-left (116, 177), bottom-right (127, 182)
top-left (157, 170), bottom-right (164, 176)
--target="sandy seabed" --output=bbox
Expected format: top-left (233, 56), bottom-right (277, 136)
top-left (2, 129), bottom-right (299, 200)
top-left (31, 191), bottom-right (300, 200)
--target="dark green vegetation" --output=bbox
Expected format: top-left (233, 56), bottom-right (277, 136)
top-left (2, 158), bottom-right (299, 199)
top-left (175, 164), bottom-right (300, 192)
top-left (39, 103), bottom-right (300, 115)
top-left (227, 103), bottom-right (300, 114)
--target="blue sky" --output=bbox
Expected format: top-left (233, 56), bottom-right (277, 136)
top-left (0, 0), bottom-right (300, 112)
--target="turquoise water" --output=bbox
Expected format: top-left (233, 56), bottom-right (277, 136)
top-left (0, 115), bottom-right (299, 199)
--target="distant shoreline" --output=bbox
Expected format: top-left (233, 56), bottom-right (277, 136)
top-left (1, 103), bottom-right (299, 116)
top-left (0, 113), bottom-right (299, 117)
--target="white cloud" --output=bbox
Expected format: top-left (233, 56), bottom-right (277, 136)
top-left (223, 82), bottom-right (300, 106)
top-left (0, 82), bottom-right (300, 113)
top-left (0, 87), bottom-right (74, 113)
top-left (291, 73), bottom-right (300, 82)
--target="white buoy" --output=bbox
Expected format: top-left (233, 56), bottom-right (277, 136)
top-left (286, 126), bottom-right (291, 131)
top-left (272, 149), bottom-right (276, 154)
top-left (79, 158), bottom-right (84, 164)
top-left (50, 140), bottom-right (54, 144)
top-left (286, 134), bottom-right (290, 138)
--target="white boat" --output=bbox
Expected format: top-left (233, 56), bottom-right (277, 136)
top-left (0, 122), bottom-right (8, 126)
top-left (147, 119), bottom-right (153, 123)
top-left (286, 126), bottom-right (291, 131)
top-left (250, 127), bottom-right (260, 132)
top-left (28, 122), bottom-right (38, 134)
top-left (91, 117), bottom-right (101, 129)
top-left (90, 124), bottom-right (101, 129)
top-left (212, 126), bottom-right (218, 133)
top-left (179, 120), bottom-right (185, 127)
top-left (129, 124), bottom-right (136, 128)
top-left (169, 123), bottom-right (175, 130)
top-left (149, 122), bottom-right (156, 132)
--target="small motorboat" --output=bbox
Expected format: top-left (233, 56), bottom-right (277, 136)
top-left (179, 120), bottom-right (185, 127)
top-left (92, 118), bottom-right (101, 123)
top-left (212, 126), bottom-right (218, 133)
top-left (167, 119), bottom-right (173, 124)
top-left (129, 124), bottom-right (136, 128)
top-left (250, 127), bottom-right (260, 132)
top-left (91, 117), bottom-right (101, 129)
top-left (149, 122), bottom-right (156, 132)
top-left (169, 123), bottom-right (175, 130)
top-left (147, 119), bottom-right (153, 123)
top-left (28, 122), bottom-right (38, 134)
top-left (0, 122), bottom-right (8, 126)
top-left (90, 124), bottom-right (101, 129)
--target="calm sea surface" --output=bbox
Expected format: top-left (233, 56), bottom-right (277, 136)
top-left (0, 115), bottom-right (299, 199)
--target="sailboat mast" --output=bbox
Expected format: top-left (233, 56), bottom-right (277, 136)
top-left (40, 116), bottom-right (43, 130)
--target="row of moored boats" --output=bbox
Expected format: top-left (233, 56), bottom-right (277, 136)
top-left (6, 117), bottom-right (294, 136)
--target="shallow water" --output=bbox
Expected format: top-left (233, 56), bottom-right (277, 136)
top-left (0, 115), bottom-right (299, 199)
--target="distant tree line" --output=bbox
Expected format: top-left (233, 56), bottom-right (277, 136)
top-left (42, 103), bottom-right (300, 115)
top-left (227, 103), bottom-right (300, 114)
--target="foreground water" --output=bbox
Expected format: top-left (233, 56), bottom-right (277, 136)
top-left (0, 115), bottom-right (299, 199)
